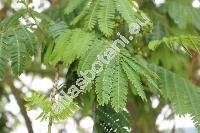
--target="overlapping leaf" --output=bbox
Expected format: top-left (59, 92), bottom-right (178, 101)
top-left (149, 36), bottom-right (200, 54)
top-left (0, 27), bottom-right (37, 77)
top-left (150, 65), bottom-right (200, 131)
top-left (64, 0), bottom-right (142, 36)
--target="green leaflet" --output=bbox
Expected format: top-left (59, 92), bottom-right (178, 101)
top-left (50, 29), bottom-right (72, 65)
top-left (63, 29), bottom-right (95, 65)
top-left (121, 60), bottom-right (147, 101)
top-left (79, 47), bottom-right (159, 112)
top-left (95, 59), bottom-right (115, 105)
top-left (78, 39), bottom-right (114, 105)
top-left (9, 32), bottom-right (27, 75)
top-left (49, 22), bottom-right (68, 39)
top-left (64, 0), bottom-right (82, 15)
top-left (114, 0), bottom-right (137, 24)
top-left (148, 36), bottom-right (200, 54)
top-left (20, 27), bottom-right (37, 55)
top-left (97, 0), bottom-right (115, 36)
top-left (0, 9), bottom-right (37, 78)
top-left (95, 75), bottom-right (105, 105)
top-left (163, 0), bottom-right (200, 30)
top-left (0, 10), bottom-right (26, 30)
top-left (148, 40), bottom-right (162, 51)
top-left (77, 39), bottom-right (108, 73)
top-left (50, 29), bottom-right (96, 66)
top-left (111, 54), bottom-right (128, 112)
top-left (0, 27), bottom-right (37, 76)
top-left (51, 98), bottom-right (79, 121)
top-left (84, 0), bottom-right (100, 30)
top-left (70, 0), bottom-right (90, 25)
top-left (43, 22), bottom-right (68, 63)
top-left (150, 65), bottom-right (200, 131)
top-left (25, 92), bottom-right (79, 122)
top-left (0, 36), bottom-right (7, 79)
top-left (96, 105), bottom-right (132, 133)
top-left (25, 92), bottom-right (52, 112)
top-left (64, 0), bottom-right (141, 36)
top-left (121, 53), bottom-right (159, 93)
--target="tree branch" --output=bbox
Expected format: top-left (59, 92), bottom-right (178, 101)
top-left (5, 72), bottom-right (34, 133)
top-left (189, 50), bottom-right (200, 86)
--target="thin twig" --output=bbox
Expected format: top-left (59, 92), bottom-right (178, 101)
top-left (48, 64), bottom-right (60, 133)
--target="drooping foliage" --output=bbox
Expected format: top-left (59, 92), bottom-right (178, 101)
top-left (150, 65), bottom-right (200, 131)
top-left (0, 9), bottom-right (38, 78)
top-left (78, 43), bottom-right (159, 112)
top-left (0, 0), bottom-right (200, 132)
